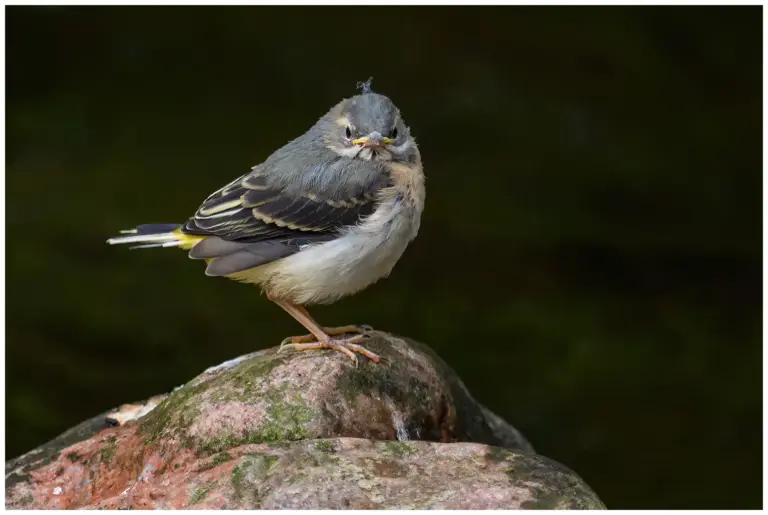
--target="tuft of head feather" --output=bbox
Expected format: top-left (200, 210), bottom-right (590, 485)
top-left (356, 77), bottom-right (374, 94)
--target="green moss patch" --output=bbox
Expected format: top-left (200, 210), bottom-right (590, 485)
top-left (99, 435), bottom-right (118, 464)
top-left (139, 352), bottom-right (294, 455)
top-left (382, 441), bottom-right (417, 458)
top-left (485, 446), bottom-right (512, 464)
top-left (66, 452), bottom-right (82, 463)
top-left (189, 481), bottom-right (216, 505)
top-left (139, 382), bottom-right (207, 446)
top-left (197, 398), bottom-right (314, 455)
top-left (313, 440), bottom-right (335, 453)
top-left (230, 453), bottom-right (280, 503)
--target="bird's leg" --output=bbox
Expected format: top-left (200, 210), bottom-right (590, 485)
top-left (281, 304), bottom-right (374, 342)
top-left (272, 300), bottom-right (381, 364)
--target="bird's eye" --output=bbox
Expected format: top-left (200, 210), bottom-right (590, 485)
top-left (345, 126), bottom-right (352, 139)
top-left (391, 127), bottom-right (398, 139)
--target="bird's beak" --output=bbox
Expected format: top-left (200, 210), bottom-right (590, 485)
top-left (352, 132), bottom-right (394, 148)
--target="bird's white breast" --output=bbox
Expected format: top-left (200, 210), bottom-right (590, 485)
top-left (254, 163), bottom-right (425, 305)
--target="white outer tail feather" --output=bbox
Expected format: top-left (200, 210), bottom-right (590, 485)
top-left (106, 232), bottom-right (183, 250)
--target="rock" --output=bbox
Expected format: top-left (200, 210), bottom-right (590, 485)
top-left (5, 331), bottom-right (605, 509)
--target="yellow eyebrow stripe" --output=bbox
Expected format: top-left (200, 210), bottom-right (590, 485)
top-left (336, 116), bottom-right (354, 129)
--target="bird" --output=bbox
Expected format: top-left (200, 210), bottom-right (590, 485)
top-left (107, 79), bottom-right (425, 365)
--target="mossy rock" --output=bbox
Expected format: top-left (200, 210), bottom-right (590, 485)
top-left (5, 334), bottom-right (605, 510)
top-left (136, 332), bottom-right (534, 458)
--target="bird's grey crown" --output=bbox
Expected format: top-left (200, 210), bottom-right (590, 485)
top-left (341, 93), bottom-right (400, 138)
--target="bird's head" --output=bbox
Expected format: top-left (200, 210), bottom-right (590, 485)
top-left (319, 79), bottom-right (418, 163)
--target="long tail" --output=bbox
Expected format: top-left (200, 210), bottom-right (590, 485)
top-left (106, 223), bottom-right (205, 250)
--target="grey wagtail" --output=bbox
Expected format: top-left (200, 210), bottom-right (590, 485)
top-left (107, 79), bottom-right (425, 364)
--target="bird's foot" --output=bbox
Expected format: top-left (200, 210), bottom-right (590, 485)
top-left (278, 327), bottom-right (380, 366)
top-left (281, 324), bottom-right (374, 345)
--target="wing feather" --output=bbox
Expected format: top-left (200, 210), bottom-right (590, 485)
top-left (182, 164), bottom-right (389, 244)
top-left (178, 153), bottom-right (392, 276)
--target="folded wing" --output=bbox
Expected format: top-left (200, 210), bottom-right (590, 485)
top-left (182, 164), bottom-right (390, 276)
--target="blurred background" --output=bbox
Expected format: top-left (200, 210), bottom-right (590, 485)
top-left (5, 5), bottom-right (761, 509)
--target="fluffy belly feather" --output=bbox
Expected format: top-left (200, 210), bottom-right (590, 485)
top-left (226, 195), bottom-right (421, 305)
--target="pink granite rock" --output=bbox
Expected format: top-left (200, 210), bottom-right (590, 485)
top-left (5, 332), bottom-right (604, 509)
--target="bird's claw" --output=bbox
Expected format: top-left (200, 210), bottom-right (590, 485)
top-left (279, 325), bottom-right (373, 349)
top-left (276, 332), bottom-right (380, 364)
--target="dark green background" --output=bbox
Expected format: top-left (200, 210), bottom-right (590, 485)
top-left (6, 5), bottom-right (762, 509)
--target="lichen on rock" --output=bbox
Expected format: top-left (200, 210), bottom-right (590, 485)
top-left (5, 331), bottom-right (604, 509)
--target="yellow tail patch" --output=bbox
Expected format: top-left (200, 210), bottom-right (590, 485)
top-left (172, 228), bottom-right (206, 250)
